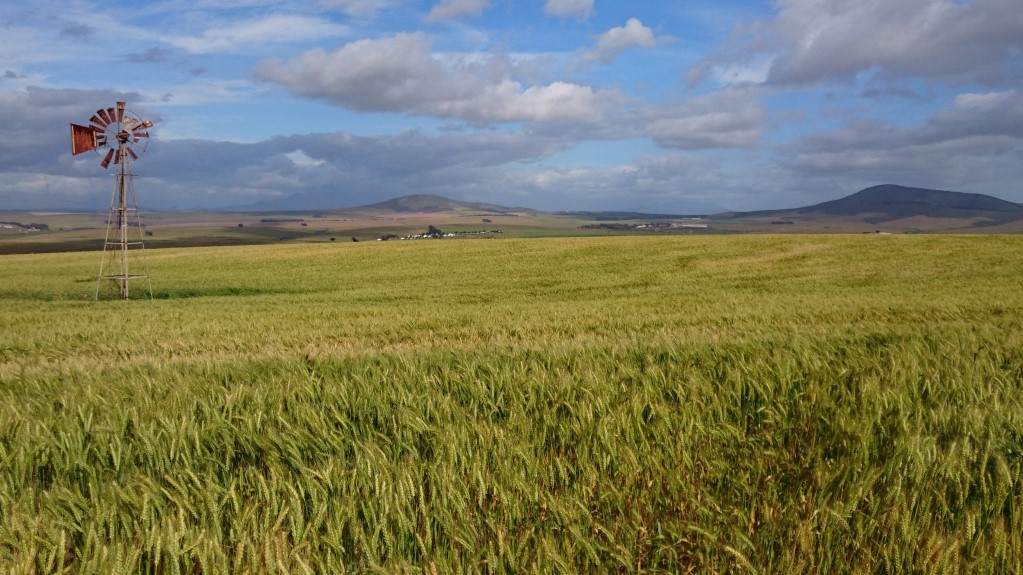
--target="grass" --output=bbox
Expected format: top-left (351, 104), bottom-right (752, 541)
top-left (1, 235), bottom-right (1022, 573)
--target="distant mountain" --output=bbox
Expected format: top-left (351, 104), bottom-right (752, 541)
top-left (231, 186), bottom-right (1023, 234)
top-left (358, 194), bottom-right (534, 215)
top-left (715, 184), bottom-right (1023, 225)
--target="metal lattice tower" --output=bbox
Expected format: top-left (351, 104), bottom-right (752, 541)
top-left (70, 101), bottom-right (154, 300)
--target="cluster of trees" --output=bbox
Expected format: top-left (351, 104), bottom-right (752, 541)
top-left (1, 221), bottom-right (50, 230)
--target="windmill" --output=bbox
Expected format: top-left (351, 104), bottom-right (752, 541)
top-left (70, 101), bottom-right (154, 300)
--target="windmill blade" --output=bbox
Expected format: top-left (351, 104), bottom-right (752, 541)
top-left (97, 108), bottom-right (112, 125)
top-left (90, 114), bottom-right (109, 130)
top-left (96, 134), bottom-right (108, 146)
top-left (127, 147), bottom-right (138, 161)
top-left (131, 120), bottom-right (153, 132)
top-left (70, 124), bottom-right (98, 155)
top-left (114, 150), bottom-right (121, 165)
top-left (116, 101), bottom-right (125, 123)
top-left (107, 108), bottom-right (117, 127)
top-left (100, 148), bottom-right (115, 168)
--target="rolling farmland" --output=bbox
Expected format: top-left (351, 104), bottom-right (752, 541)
top-left (1, 235), bottom-right (1022, 573)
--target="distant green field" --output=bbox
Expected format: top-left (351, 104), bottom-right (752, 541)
top-left (0, 209), bottom-right (719, 255)
top-left (1, 235), bottom-right (1021, 573)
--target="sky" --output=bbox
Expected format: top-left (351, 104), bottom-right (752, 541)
top-left (1, 0), bottom-right (1021, 213)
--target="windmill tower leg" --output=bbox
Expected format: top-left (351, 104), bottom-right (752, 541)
top-left (96, 167), bottom-right (120, 299)
top-left (118, 151), bottom-right (129, 299)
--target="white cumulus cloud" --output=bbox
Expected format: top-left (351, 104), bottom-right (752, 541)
top-left (643, 92), bottom-right (766, 149)
top-left (588, 18), bottom-right (660, 65)
top-left (321, 0), bottom-right (392, 19)
top-left (544, 0), bottom-right (593, 20)
top-left (426, 0), bottom-right (491, 21)
top-left (167, 14), bottom-right (350, 54)
top-left (693, 0), bottom-right (1023, 86)
top-left (254, 33), bottom-right (609, 125)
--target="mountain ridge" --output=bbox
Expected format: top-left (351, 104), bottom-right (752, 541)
top-left (245, 184), bottom-right (1022, 226)
top-left (713, 184), bottom-right (1023, 224)
top-left (356, 194), bottom-right (536, 215)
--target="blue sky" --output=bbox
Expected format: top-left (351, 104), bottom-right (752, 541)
top-left (1, 0), bottom-right (1021, 212)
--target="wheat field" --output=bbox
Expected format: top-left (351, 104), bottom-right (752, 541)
top-left (1, 235), bottom-right (1021, 573)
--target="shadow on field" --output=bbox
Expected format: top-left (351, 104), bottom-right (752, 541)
top-left (2, 286), bottom-right (299, 302)
top-left (151, 287), bottom-right (298, 299)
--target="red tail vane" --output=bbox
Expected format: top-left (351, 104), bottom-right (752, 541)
top-left (70, 124), bottom-right (98, 155)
